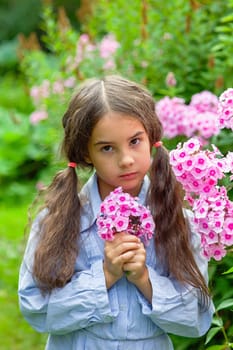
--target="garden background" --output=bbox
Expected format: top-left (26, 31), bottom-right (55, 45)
top-left (0, 0), bottom-right (232, 349)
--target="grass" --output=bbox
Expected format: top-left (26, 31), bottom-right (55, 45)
top-left (0, 202), bottom-right (46, 350)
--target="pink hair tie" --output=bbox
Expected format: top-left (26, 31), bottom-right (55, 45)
top-left (153, 141), bottom-right (163, 148)
top-left (68, 162), bottom-right (77, 168)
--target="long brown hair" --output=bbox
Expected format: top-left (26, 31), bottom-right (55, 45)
top-left (33, 75), bottom-right (210, 302)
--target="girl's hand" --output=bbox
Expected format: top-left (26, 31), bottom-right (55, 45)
top-left (123, 242), bottom-right (153, 303)
top-left (123, 241), bottom-right (146, 281)
top-left (103, 232), bottom-right (141, 288)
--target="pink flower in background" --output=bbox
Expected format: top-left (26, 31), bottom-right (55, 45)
top-left (155, 96), bottom-right (194, 138)
top-left (170, 137), bottom-right (233, 261)
top-left (97, 187), bottom-right (155, 245)
top-left (156, 91), bottom-right (220, 139)
top-left (165, 72), bottom-right (177, 87)
top-left (103, 59), bottom-right (116, 70)
top-left (30, 80), bottom-right (50, 105)
top-left (99, 34), bottom-right (120, 59)
top-left (52, 81), bottom-right (65, 94)
top-left (29, 110), bottom-right (48, 124)
top-left (190, 90), bottom-right (219, 113)
top-left (218, 88), bottom-right (233, 131)
top-left (36, 181), bottom-right (46, 191)
top-left (63, 77), bottom-right (76, 88)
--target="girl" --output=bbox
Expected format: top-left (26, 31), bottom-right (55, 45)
top-left (18, 75), bottom-right (214, 350)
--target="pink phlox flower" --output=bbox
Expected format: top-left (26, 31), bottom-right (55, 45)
top-left (194, 152), bottom-right (209, 170)
top-left (192, 165), bottom-right (208, 179)
top-left (195, 112), bottom-right (220, 138)
top-left (209, 214), bottom-right (224, 234)
top-left (221, 216), bottom-right (233, 246)
top-left (113, 215), bottom-right (129, 232)
top-left (73, 34), bottom-right (96, 67)
top-left (63, 77), bottom-right (76, 88)
top-left (79, 33), bottom-right (90, 45)
top-left (155, 97), bottom-right (188, 138)
top-left (183, 138), bottom-right (201, 154)
top-left (203, 243), bottom-right (227, 261)
top-left (29, 110), bottom-right (48, 125)
top-left (225, 152), bottom-right (233, 173)
top-left (171, 148), bottom-right (189, 164)
top-left (170, 137), bottom-right (233, 261)
top-left (30, 80), bottom-right (50, 105)
top-left (218, 88), bottom-right (233, 130)
top-left (193, 198), bottom-right (209, 218)
top-left (220, 229), bottom-right (233, 246)
top-left (156, 91), bottom-right (221, 138)
top-left (202, 230), bottom-right (219, 245)
top-left (223, 217), bottom-right (233, 233)
top-left (165, 71), bottom-right (177, 87)
top-left (97, 187), bottom-right (155, 244)
top-left (99, 34), bottom-right (120, 59)
top-left (52, 80), bottom-right (65, 95)
top-left (190, 91), bottom-right (219, 113)
top-left (104, 202), bottom-right (117, 216)
top-left (208, 191), bottom-right (227, 211)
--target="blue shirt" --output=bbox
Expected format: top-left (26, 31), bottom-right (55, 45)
top-left (18, 174), bottom-right (214, 350)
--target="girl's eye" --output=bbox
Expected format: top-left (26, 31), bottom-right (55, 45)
top-left (131, 138), bottom-right (140, 145)
top-left (101, 145), bottom-right (113, 152)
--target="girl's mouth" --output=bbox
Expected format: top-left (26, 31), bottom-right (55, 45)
top-left (119, 172), bottom-right (137, 180)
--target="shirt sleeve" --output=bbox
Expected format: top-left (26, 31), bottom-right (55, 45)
top-left (18, 215), bottom-right (118, 335)
top-left (137, 210), bottom-right (214, 338)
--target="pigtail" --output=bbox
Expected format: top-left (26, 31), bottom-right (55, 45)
top-left (148, 146), bottom-right (184, 268)
top-left (148, 146), bottom-right (210, 303)
top-left (33, 166), bottom-right (81, 293)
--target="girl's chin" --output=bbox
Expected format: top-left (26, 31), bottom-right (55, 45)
top-left (120, 184), bottom-right (142, 196)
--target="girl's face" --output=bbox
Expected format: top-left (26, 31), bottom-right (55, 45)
top-left (87, 112), bottom-right (151, 199)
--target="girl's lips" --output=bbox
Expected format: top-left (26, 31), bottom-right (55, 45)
top-left (119, 172), bottom-right (137, 180)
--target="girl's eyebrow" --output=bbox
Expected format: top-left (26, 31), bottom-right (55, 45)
top-left (94, 131), bottom-right (145, 146)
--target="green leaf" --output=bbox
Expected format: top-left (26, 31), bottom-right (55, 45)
top-left (220, 13), bottom-right (233, 23)
top-left (206, 346), bottom-right (228, 350)
top-left (205, 326), bottom-right (222, 345)
top-left (222, 267), bottom-right (233, 275)
top-left (216, 298), bottom-right (233, 311)
top-left (211, 317), bottom-right (223, 327)
top-left (215, 25), bottom-right (233, 33)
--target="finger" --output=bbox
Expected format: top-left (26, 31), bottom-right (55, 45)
top-left (105, 240), bottom-right (141, 258)
top-left (110, 250), bottom-right (136, 267)
top-left (112, 232), bottom-right (141, 244)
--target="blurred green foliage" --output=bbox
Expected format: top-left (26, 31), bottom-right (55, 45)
top-left (0, 204), bottom-right (47, 349)
top-left (87, 0), bottom-right (231, 99)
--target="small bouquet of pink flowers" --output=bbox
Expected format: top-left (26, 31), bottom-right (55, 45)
top-left (97, 187), bottom-right (155, 245)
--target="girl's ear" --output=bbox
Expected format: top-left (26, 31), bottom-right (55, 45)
top-left (84, 154), bottom-right (92, 165)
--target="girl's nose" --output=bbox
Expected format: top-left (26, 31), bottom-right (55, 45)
top-left (118, 152), bottom-right (134, 167)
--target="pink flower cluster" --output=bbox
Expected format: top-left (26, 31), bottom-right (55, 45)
top-left (170, 138), bottom-right (233, 261)
top-left (218, 88), bottom-right (233, 131)
top-left (97, 187), bottom-right (155, 245)
top-left (156, 91), bottom-right (220, 139)
top-left (29, 110), bottom-right (48, 125)
top-left (67, 33), bottom-right (119, 72)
